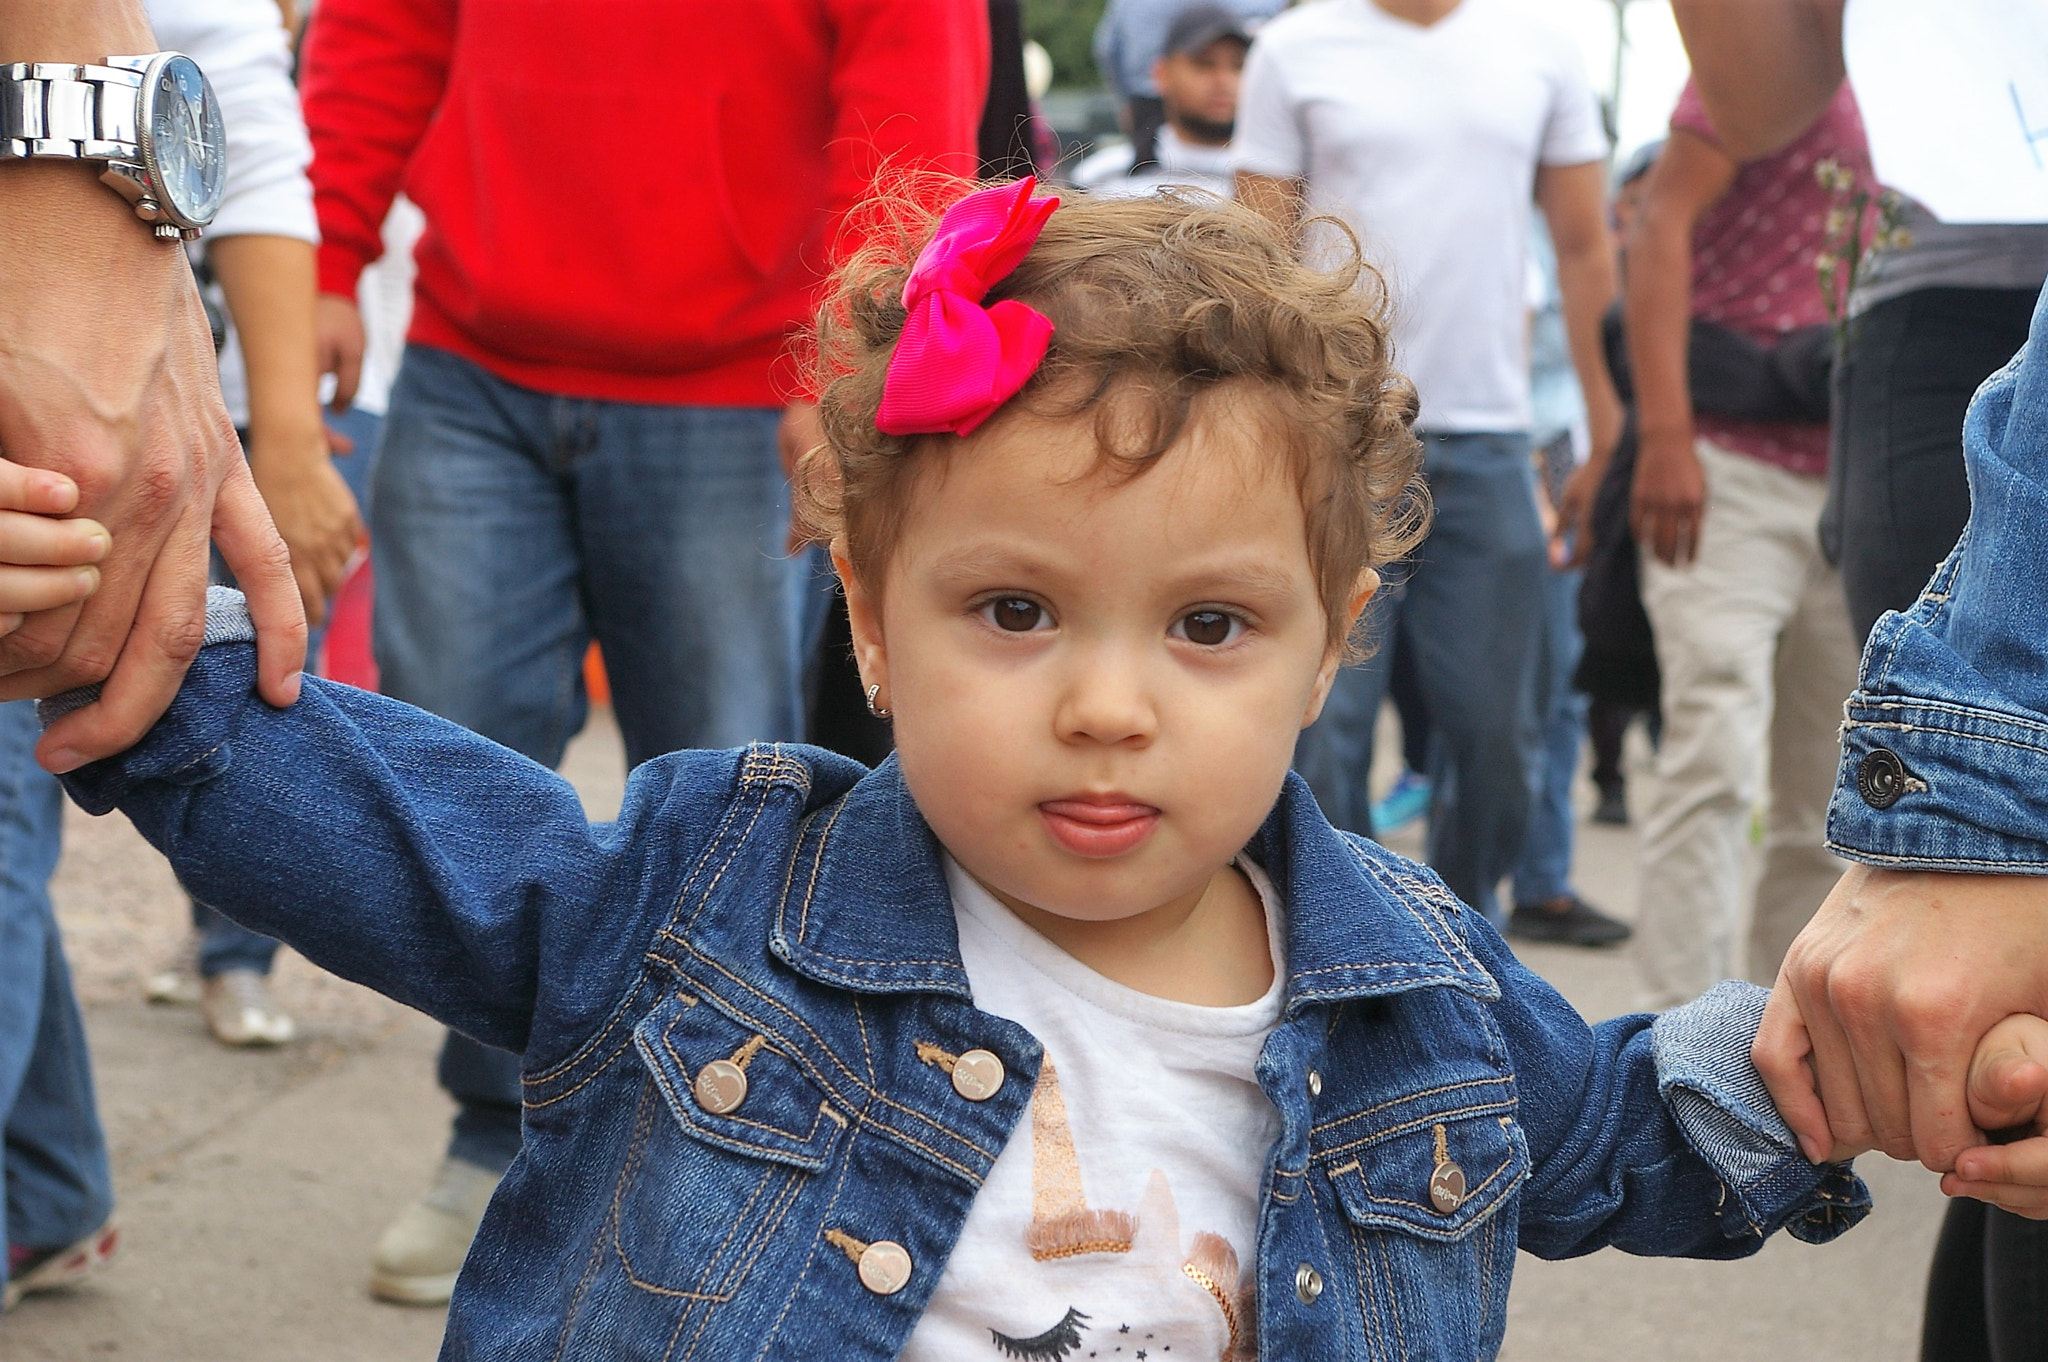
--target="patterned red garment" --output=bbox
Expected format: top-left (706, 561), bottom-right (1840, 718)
top-left (1671, 79), bottom-right (1876, 477)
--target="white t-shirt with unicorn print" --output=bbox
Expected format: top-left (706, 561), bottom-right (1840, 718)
top-left (902, 858), bottom-right (1287, 1362)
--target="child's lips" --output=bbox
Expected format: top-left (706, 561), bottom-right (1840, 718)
top-left (1038, 798), bottom-right (1161, 858)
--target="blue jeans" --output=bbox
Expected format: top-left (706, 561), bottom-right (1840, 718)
top-left (1296, 431), bottom-right (1548, 921)
top-left (0, 702), bottom-right (113, 1270)
top-left (373, 345), bottom-right (801, 1171)
top-left (193, 406), bottom-right (387, 978)
top-left (1511, 566), bottom-right (1587, 907)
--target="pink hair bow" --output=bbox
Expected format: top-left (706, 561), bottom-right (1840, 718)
top-left (875, 178), bottom-right (1060, 438)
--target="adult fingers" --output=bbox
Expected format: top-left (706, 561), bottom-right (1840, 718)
top-left (212, 459), bottom-right (305, 709)
top-left (35, 499), bottom-right (212, 771)
top-left (331, 344), bottom-right (361, 413)
top-left (1753, 983), bottom-right (1834, 1162)
top-left (1793, 961), bottom-right (1879, 1154)
top-left (1833, 971), bottom-right (1923, 1162)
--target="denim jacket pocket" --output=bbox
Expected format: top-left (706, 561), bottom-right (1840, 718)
top-left (613, 989), bottom-right (848, 1304)
top-left (1320, 1108), bottom-right (1527, 1360)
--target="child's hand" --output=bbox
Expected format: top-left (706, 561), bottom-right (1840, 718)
top-left (1940, 1014), bottom-right (2048, 1219)
top-left (0, 460), bottom-right (109, 634)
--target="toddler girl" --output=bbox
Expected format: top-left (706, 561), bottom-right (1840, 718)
top-left (5, 181), bottom-right (2048, 1360)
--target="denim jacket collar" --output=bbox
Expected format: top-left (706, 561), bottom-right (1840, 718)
top-left (770, 755), bottom-right (1500, 1011)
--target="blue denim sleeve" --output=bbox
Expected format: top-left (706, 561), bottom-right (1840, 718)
top-left (1464, 919), bottom-right (1869, 1260)
top-left (48, 593), bottom-right (746, 1071)
top-left (1827, 281), bottom-right (2048, 870)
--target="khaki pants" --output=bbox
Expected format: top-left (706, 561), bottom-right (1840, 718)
top-left (1635, 440), bottom-right (1861, 1009)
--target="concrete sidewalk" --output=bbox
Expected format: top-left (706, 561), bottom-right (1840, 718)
top-left (1, 712), bottom-right (1944, 1360)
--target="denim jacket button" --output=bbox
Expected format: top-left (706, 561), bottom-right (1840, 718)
top-left (693, 1059), bottom-right (749, 1115)
top-left (951, 1050), bottom-right (1005, 1102)
top-left (1294, 1262), bottom-right (1323, 1304)
top-left (1306, 1069), bottom-right (1323, 1099)
top-left (1429, 1160), bottom-right (1468, 1214)
top-left (1857, 748), bottom-right (1909, 809)
top-left (857, 1240), bottom-right (913, 1295)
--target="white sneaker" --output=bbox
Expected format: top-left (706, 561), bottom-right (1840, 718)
top-left (368, 1158), bottom-right (503, 1306)
top-left (199, 969), bottom-right (296, 1047)
top-left (3, 1219), bottom-right (119, 1312)
top-left (145, 937), bottom-right (201, 1006)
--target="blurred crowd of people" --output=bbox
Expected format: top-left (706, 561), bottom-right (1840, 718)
top-left (3, 0), bottom-right (2046, 1356)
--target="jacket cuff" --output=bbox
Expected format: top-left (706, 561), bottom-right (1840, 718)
top-left (1652, 982), bottom-right (1871, 1247)
top-left (41, 588), bottom-right (259, 815)
top-left (1826, 693), bottom-right (2048, 874)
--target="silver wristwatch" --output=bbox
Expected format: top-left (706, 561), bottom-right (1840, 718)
top-left (0, 53), bottom-right (226, 240)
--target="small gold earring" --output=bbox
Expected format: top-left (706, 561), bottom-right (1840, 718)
top-left (865, 684), bottom-right (892, 720)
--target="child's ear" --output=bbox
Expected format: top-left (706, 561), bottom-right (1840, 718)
top-left (1303, 568), bottom-right (1379, 728)
top-left (832, 543), bottom-right (890, 706)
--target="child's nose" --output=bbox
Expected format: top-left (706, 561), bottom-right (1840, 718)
top-left (1053, 647), bottom-right (1157, 747)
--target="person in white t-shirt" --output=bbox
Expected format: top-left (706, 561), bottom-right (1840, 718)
top-left (1234, 0), bottom-right (1622, 928)
top-left (1072, 2), bottom-right (1246, 202)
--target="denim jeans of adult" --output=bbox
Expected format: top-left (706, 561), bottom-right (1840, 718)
top-left (374, 344), bottom-right (801, 1172)
top-left (192, 405), bottom-right (388, 980)
top-left (1511, 566), bottom-right (1587, 907)
top-left (1922, 1197), bottom-right (2048, 1362)
top-left (1822, 286), bottom-right (2041, 642)
top-left (0, 702), bottom-right (113, 1273)
top-left (1635, 441), bottom-right (1858, 1009)
top-left (1296, 431), bottom-right (1547, 922)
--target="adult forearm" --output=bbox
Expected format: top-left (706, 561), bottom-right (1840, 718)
top-left (1622, 219), bottom-right (1695, 442)
top-left (1669, 0), bottom-right (1844, 160)
top-left (1553, 238), bottom-right (1624, 459)
top-left (210, 234), bottom-right (323, 454)
top-left (0, 0), bottom-right (153, 59)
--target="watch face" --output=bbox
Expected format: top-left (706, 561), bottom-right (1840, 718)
top-left (144, 54), bottom-right (226, 228)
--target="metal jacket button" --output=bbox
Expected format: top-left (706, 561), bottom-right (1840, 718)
top-left (1857, 748), bottom-right (1908, 809)
top-left (857, 1240), bottom-right (913, 1295)
top-left (1429, 1159), bottom-right (1468, 1214)
top-left (1295, 1262), bottom-right (1323, 1303)
top-left (951, 1049), bottom-right (1005, 1101)
top-left (1306, 1069), bottom-right (1323, 1098)
top-left (693, 1059), bottom-right (748, 1115)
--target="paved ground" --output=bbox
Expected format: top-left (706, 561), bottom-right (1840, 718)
top-left (1, 712), bottom-right (1946, 1360)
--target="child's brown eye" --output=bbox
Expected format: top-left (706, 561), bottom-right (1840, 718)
top-left (989, 597), bottom-right (1044, 632)
top-left (1176, 610), bottom-right (1240, 646)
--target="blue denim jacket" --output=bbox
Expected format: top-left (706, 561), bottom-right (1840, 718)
top-left (1828, 280), bottom-right (2048, 868)
top-left (56, 603), bottom-right (1866, 1361)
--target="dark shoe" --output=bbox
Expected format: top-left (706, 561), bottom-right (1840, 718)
top-left (1508, 895), bottom-right (1632, 948)
top-left (1591, 782), bottom-right (1629, 826)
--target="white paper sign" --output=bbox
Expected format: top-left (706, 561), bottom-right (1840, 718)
top-left (1845, 0), bottom-right (2048, 223)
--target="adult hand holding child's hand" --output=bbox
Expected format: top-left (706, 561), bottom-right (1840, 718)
top-left (1754, 865), bottom-right (2048, 1173)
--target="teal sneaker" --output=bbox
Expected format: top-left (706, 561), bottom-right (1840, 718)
top-left (1370, 770), bottom-right (1431, 833)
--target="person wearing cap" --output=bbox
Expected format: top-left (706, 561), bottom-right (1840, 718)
top-left (1093, 0), bottom-right (1282, 172)
top-left (1235, 0), bottom-right (1623, 932)
top-left (1074, 3), bottom-right (1246, 201)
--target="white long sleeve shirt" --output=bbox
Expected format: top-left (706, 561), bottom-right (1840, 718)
top-left (149, 0), bottom-right (317, 426)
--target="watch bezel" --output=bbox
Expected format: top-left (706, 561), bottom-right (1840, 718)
top-left (132, 51), bottom-right (223, 230)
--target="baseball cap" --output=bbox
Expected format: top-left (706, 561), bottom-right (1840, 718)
top-left (1163, 2), bottom-right (1252, 59)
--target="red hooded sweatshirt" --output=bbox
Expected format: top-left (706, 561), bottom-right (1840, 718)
top-left (300, 0), bottom-right (989, 406)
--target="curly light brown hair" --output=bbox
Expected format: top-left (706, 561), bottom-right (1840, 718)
top-left (797, 184), bottom-right (1427, 652)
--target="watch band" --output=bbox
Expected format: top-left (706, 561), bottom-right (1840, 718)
top-left (0, 59), bottom-right (147, 163)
